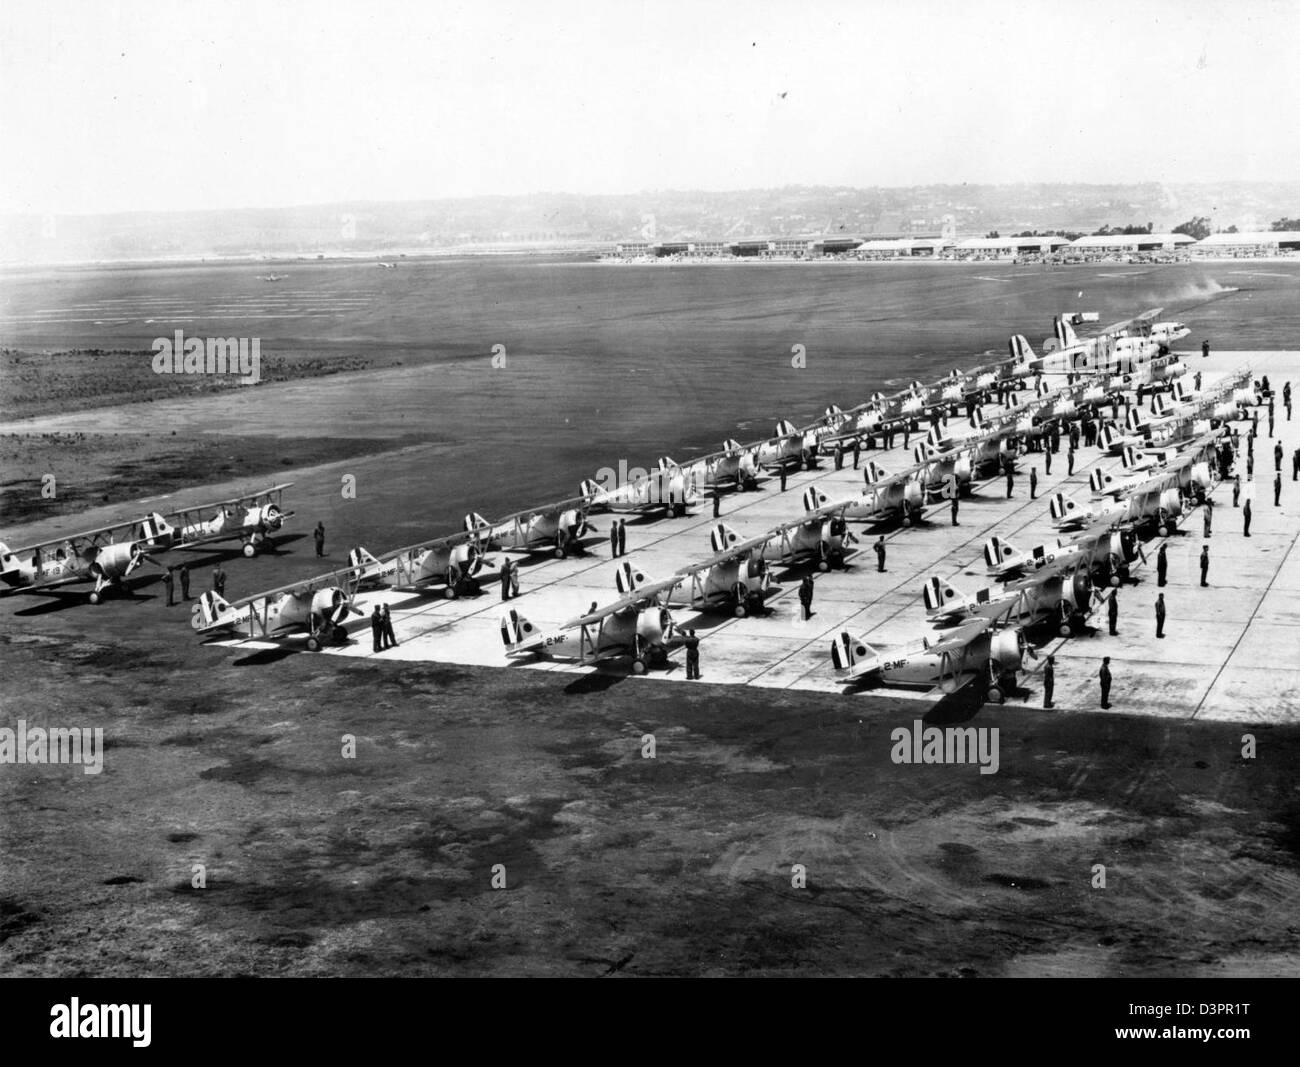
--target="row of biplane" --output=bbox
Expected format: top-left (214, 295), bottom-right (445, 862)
top-left (4, 307), bottom-right (1257, 701)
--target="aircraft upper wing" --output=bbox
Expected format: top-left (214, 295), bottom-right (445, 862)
top-left (562, 587), bottom-right (668, 628)
top-left (166, 482), bottom-right (295, 514)
top-left (673, 534), bottom-right (772, 574)
top-left (358, 529), bottom-right (482, 563)
top-left (217, 563), bottom-right (366, 611)
top-left (1097, 307), bottom-right (1162, 339)
top-left (485, 493), bottom-right (593, 528)
top-left (1, 516), bottom-right (157, 556)
top-left (926, 617), bottom-right (995, 655)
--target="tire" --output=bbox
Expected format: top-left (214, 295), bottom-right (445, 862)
top-left (306, 635), bottom-right (321, 652)
top-left (902, 515), bottom-right (913, 528)
top-left (553, 546), bottom-right (566, 560)
top-left (988, 686), bottom-right (1004, 705)
top-left (817, 558), bottom-right (831, 572)
top-left (444, 585), bottom-right (458, 599)
top-left (1157, 525), bottom-right (1169, 538)
top-left (89, 591), bottom-right (101, 605)
top-left (733, 603), bottom-right (747, 618)
top-left (242, 542), bottom-right (257, 558)
top-left (1058, 623), bottom-right (1071, 638)
top-left (631, 658), bottom-right (647, 675)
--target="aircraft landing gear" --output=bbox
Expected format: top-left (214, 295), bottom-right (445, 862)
top-left (242, 540), bottom-right (258, 558)
top-left (306, 635), bottom-right (322, 652)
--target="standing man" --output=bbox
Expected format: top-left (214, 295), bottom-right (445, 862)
top-left (1233, 474), bottom-right (1242, 506)
top-left (834, 443), bottom-right (843, 470)
top-left (798, 576), bottom-right (814, 621)
top-left (1107, 590), bottom-right (1119, 636)
top-left (684, 629), bottom-right (700, 680)
top-left (1067, 445), bottom-right (1076, 476)
top-left (874, 536), bottom-right (887, 573)
top-left (510, 559), bottom-right (521, 599)
top-left (852, 438), bottom-right (861, 470)
top-left (1044, 446), bottom-right (1052, 476)
top-left (179, 563), bottom-right (190, 601)
top-left (950, 493), bottom-right (960, 527)
top-left (1029, 467), bottom-right (1038, 500)
top-left (163, 566), bottom-right (175, 607)
top-left (1284, 381), bottom-right (1293, 420)
top-left (314, 522), bottom-right (325, 558)
top-left (1274, 440), bottom-right (1284, 472)
top-left (212, 563), bottom-right (226, 598)
top-left (1042, 655), bottom-right (1055, 710)
top-left (617, 519), bottom-right (626, 558)
top-left (500, 558), bottom-right (513, 601)
top-left (1243, 498), bottom-right (1253, 537)
top-left (1268, 398), bottom-right (1276, 437)
top-left (370, 605), bottom-right (383, 652)
top-left (1155, 593), bottom-right (1166, 638)
top-left (1292, 447), bottom-right (1300, 482)
top-left (1156, 542), bottom-right (1168, 587)
top-left (1247, 452), bottom-right (1254, 479)
top-left (610, 521), bottom-right (619, 558)
top-left (1194, 370), bottom-right (1202, 392)
top-left (1099, 657), bottom-right (1112, 709)
top-left (381, 604), bottom-right (397, 648)
top-left (1202, 339), bottom-right (1210, 359)
top-left (712, 492), bottom-right (721, 518)
top-left (1005, 464), bottom-right (1014, 499)
top-left (1200, 545), bottom-right (1210, 586)
top-left (1203, 500), bottom-right (1213, 538)
top-left (780, 466), bottom-right (787, 492)
top-left (1275, 471), bottom-right (1283, 507)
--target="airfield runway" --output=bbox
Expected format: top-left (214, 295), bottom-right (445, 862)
top-left (188, 350), bottom-right (1300, 725)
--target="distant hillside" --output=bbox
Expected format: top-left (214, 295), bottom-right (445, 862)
top-left (5, 182), bottom-right (1300, 264)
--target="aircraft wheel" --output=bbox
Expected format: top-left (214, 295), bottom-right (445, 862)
top-left (1109, 574), bottom-right (1121, 587)
top-left (1157, 524), bottom-right (1169, 538)
top-left (733, 603), bottom-right (747, 618)
top-left (902, 515), bottom-right (913, 528)
top-left (630, 658), bottom-right (647, 675)
top-left (242, 542), bottom-right (257, 558)
top-left (306, 635), bottom-right (321, 652)
top-left (444, 585), bottom-right (458, 599)
top-left (553, 546), bottom-right (567, 560)
top-left (1058, 623), bottom-right (1071, 638)
top-left (987, 686), bottom-right (1004, 705)
top-left (817, 558), bottom-right (831, 572)
top-left (89, 591), bottom-right (101, 605)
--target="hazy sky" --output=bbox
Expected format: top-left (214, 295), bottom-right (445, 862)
top-left (2, 0), bottom-right (1297, 216)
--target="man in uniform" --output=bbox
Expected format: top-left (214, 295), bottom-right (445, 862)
top-left (1203, 500), bottom-right (1212, 538)
top-left (834, 443), bottom-right (843, 470)
top-left (371, 604), bottom-right (383, 652)
top-left (1155, 592), bottom-right (1166, 638)
top-left (163, 566), bottom-right (175, 606)
top-left (874, 536), bottom-right (887, 573)
top-left (798, 576), bottom-right (814, 621)
top-left (212, 563), bottom-right (226, 598)
top-left (1293, 447), bottom-right (1300, 482)
top-left (381, 604), bottom-right (397, 649)
top-left (1067, 445), bottom-right (1076, 476)
top-left (1044, 446), bottom-right (1052, 476)
top-left (950, 493), bottom-right (959, 526)
top-left (1156, 542), bottom-right (1168, 586)
top-left (852, 438), bottom-right (861, 469)
top-left (1005, 464), bottom-right (1014, 499)
top-left (1107, 590), bottom-right (1118, 636)
top-left (500, 558), bottom-right (513, 601)
top-left (1029, 467), bottom-right (1038, 500)
top-left (1200, 545), bottom-right (1210, 586)
top-left (1042, 655), bottom-right (1055, 710)
top-left (610, 522), bottom-right (619, 558)
top-left (1275, 471), bottom-right (1283, 507)
top-left (1243, 498), bottom-right (1253, 537)
top-left (314, 522), bottom-right (325, 557)
top-left (1233, 474), bottom-right (1242, 506)
top-left (617, 519), bottom-right (626, 557)
top-left (780, 466), bottom-right (787, 492)
top-left (712, 492), bottom-right (721, 518)
top-left (1099, 657), bottom-right (1112, 709)
top-left (1202, 339), bottom-right (1210, 359)
top-left (684, 629), bottom-right (700, 680)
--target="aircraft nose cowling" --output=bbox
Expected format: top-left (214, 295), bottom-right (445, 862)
top-left (1072, 571), bottom-right (1092, 609)
top-left (263, 505), bottom-right (283, 529)
top-left (311, 589), bottom-right (343, 616)
top-left (993, 630), bottom-right (1024, 672)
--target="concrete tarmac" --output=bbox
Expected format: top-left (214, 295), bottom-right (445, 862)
top-left (190, 350), bottom-right (1300, 725)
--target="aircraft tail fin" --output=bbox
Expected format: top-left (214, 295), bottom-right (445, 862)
top-left (984, 536), bottom-right (1019, 570)
top-left (1055, 315), bottom-right (1080, 350)
top-left (1049, 492), bottom-right (1082, 524)
top-left (775, 419), bottom-right (798, 438)
top-left (864, 460), bottom-right (889, 485)
top-left (802, 484), bottom-right (830, 514)
top-left (139, 512), bottom-right (175, 547)
top-left (1008, 334), bottom-right (1034, 362)
top-left (500, 609), bottom-right (543, 653)
top-left (615, 561), bottom-right (655, 595)
top-left (347, 546), bottom-right (382, 572)
top-left (1089, 469), bottom-right (1110, 495)
top-left (464, 512), bottom-right (491, 534)
top-left (722, 437), bottom-right (743, 452)
top-left (193, 590), bottom-right (233, 631)
top-left (831, 632), bottom-right (879, 675)
top-left (922, 575), bottom-right (966, 615)
top-left (710, 522), bottom-right (743, 553)
top-left (580, 478), bottom-right (605, 499)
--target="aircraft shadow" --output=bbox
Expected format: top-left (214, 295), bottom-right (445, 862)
top-left (231, 648), bottom-right (298, 667)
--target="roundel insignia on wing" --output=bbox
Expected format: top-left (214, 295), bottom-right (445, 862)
top-left (522, 622), bottom-right (534, 633)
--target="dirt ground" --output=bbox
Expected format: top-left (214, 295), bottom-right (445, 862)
top-left (1, 615), bottom-right (1297, 977)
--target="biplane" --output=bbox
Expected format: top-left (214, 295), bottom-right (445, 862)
top-left (192, 564), bottom-right (366, 651)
